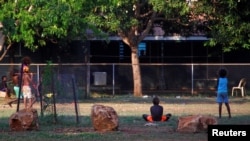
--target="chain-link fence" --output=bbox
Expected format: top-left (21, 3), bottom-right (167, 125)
top-left (1, 63), bottom-right (249, 98)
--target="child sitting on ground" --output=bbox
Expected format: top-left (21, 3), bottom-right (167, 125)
top-left (142, 96), bottom-right (171, 122)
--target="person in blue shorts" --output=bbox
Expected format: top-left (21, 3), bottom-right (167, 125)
top-left (216, 68), bottom-right (231, 118)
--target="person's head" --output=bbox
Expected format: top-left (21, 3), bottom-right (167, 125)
top-left (1, 75), bottom-right (7, 81)
top-left (218, 68), bottom-right (227, 78)
top-left (21, 56), bottom-right (31, 66)
top-left (152, 96), bottom-right (160, 105)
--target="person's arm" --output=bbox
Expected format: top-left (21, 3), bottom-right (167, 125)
top-left (30, 73), bottom-right (33, 81)
top-left (27, 73), bottom-right (33, 84)
top-left (150, 106), bottom-right (153, 114)
top-left (216, 78), bottom-right (219, 90)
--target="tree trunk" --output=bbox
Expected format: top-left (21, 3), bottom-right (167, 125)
top-left (131, 46), bottom-right (142, 97)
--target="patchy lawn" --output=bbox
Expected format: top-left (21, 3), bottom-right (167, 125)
top-left (1, 95), bottom-right (250, 141)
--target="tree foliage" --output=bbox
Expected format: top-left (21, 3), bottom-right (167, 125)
top-left (199, 0), bottom-right (250, 52)
top-left (86, 0), bottom-right (190, 37)
top-left (0, 0), bottom-right (100, 52)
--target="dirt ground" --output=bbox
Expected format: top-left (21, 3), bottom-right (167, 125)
top-left (1, 96), bottom-right (250, 141)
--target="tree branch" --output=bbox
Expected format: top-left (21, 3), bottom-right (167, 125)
top-left (0, 43), bottom-right (12, 61)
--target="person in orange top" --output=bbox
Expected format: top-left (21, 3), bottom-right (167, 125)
top-left (142, 96), bottom-right (171, 122)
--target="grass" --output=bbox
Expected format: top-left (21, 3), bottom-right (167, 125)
top-left (1, 95), bottom-right (250, 141)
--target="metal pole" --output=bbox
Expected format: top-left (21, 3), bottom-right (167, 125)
top-left (112, 64), bottom-right (115, 96)
top-left (191, 64), bottom-right (194, 95)
top-left (85, 41), bottom-right (90, 98)
top-left (16, 63), bottom-right (24, 112)
top-left (72, 75), bottom-right (79, 124)
top-left (51, 73), bottom-right (57, 123)
top-left (37, 65), bottom-right (44, 117)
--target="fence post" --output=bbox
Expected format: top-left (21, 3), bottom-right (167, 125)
top-left (191, 64), bottom-right (194, 95)
top-left (112, 64), bottom-right (115, 96)
top-left (16, 63), bottom-right (24, 112)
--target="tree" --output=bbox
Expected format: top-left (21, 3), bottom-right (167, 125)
top-left (85, 0), bottom-right (190, 96)
top-left (4, 0), bottom-right (246, 97)
top-left (0, 0), bottom-right (102, 62)
top-left (192, 0), bottom-right (250, 52)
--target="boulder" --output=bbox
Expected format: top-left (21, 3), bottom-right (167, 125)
top-left (91, 104), bottom-right (119, 132)
top-left (9, 108), bottom-right (39, 131)
top-left (176, 115), bottom-right (217, 133)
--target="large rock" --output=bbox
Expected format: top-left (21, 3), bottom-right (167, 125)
top-left (9, 108), bottom-right (39, 131)
top-left (91, 104), bottom-right (119, 132)
top-left (176, 115), bottom-right (217, 133)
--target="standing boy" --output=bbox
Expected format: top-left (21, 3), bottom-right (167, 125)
top-left (216, 68), bottom-right (231, 118)
top-left (22, 65), bottom-right (34, 109)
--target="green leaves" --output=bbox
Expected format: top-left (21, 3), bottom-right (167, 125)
top-left (0, 0), bottom-right (96, 51)
top-left (203, 0), bottom-right (250, 51)
top-left (1, 0), bottom-right (249, 54)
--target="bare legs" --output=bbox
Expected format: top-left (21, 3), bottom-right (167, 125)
top-left (225, 103), bottom-right (231, 118)
top-left (218, 102), bottom-right (231, 118)
top-left (24, 98), bottom-right (27, 109)
top-left (24, 98), bottom-right (33, 109)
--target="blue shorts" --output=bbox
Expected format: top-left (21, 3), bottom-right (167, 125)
top-left (216, 92), bottom-right (229, 103)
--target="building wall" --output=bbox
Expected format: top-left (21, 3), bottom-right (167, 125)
top-left (1, 38), bottom-right (250, 64)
